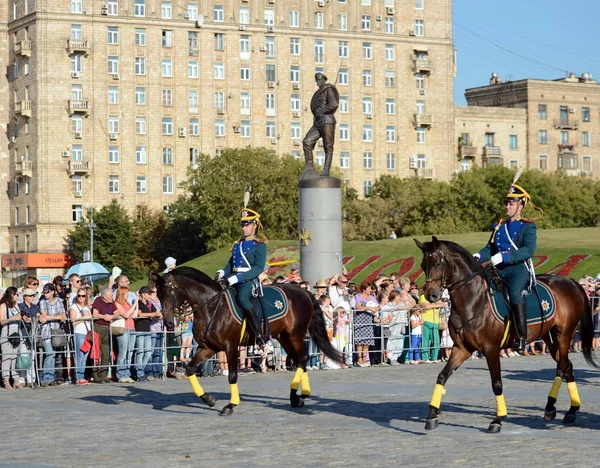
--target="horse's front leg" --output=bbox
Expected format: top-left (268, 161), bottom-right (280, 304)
top-left (219, 345), bottom-right (241, 417)
top-left (425, 345), bottom-right (470, 430)
top-left (187, 346), bottom-right (217, 408)
top-left (485, 349), bottom-right (506, 433)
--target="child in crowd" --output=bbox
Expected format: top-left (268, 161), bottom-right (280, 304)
top-left (333, 304), bottom-right (351, 369)
top-left (409, 309), bottom-right (424, 364)
top-left (179, 314), bottom-right (193, 363)
top-left (318, 295), bottom-right (334, 369)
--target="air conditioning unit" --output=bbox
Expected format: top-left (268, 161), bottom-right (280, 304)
top-left (74, 190), bottom-right (83, 198)
top-left (419, 89), bottom-right (426, 95)
top-left (178, 126), bottom-right (186, 137)
top-left (266, 26), bottom-right (274, 33)
top-left (184, 12), bottom-right (190, 19)
top-left (74, 132), bottom-right (82, 139)
top-left (62, 150), bottom-right (70, 158)
top-left (366, 114), bottom-right (373, 119)
top-left (71, 72), bottom-right (80, 79)
top-left (217, 108), bottom-right (225, 115)
top-left (376, 15), bottom-right (382, 21)
top-left (267, 81), bottom-right (276, 88)
top-left (101, 4), bottom-right (108, 15)
top-left (387, 7), bottom-right (395, 15)
top-left (268, 0), bottom-right (275, 4)
top-left (109, 133), bottom-right (117, 140)
top-left (271, 139), bottom-right (277, 145)
top-left (568, 107), bottom-right (575, 114)
top-left (239, 25), bottom-right (246, 31)
top-left (242, 0), bottom-right (248, 2)
top-left (233, 126), bottom-right (241, 133)
top-left (259, 45), bottom-right (266, 52)
top-left (409, 28), bottom-right (416, 36)
top-left (112, 73), bottom-right (119, 80)
top-left (293, 83), bottom-right (300, 90)
top-left (318, 0), bottom-right (325, 6)
top-left (293, 140), bottom-right (301, 146)
top-left (409, 157), bottom-right (417, 169)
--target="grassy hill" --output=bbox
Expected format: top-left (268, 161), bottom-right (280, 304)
top-left (136, 228), bottom-right (599, 289)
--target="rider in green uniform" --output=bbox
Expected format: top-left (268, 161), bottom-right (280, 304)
top-left (475, 183), bottom-right (538, 352)
top-left (216, 208), bottom-right (268, 349)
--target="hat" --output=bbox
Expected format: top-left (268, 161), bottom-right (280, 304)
top-left (164, 257), bottom-right (176, 268)
top-left (139, 286), bottom-right (152, 295)
top-left (503, 183), bottom-right (531, 205)
top-left (314, 279), bottom-right (328, 288)
top-left (42, 283), bottom-right (55, 293)
top-left (578, 278), bottom-right (589, 285)
top-left (22, 288), bottom-right (37, 296)
top-left (290, 262), bottom-right (299, 272)
top-left (241, 208), bottom-right (260, 226)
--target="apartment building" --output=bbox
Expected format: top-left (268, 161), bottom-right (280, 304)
top-left (465, 73), bottom-right (600, 176)
top-left (1, 0), bottom-right (455, 284)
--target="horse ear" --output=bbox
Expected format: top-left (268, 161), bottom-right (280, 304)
top-left (414, 238), bottom-right (425, 250)
top-left (431, 236), bottom-right (440, 248)
top-left (148, 271), bottom-right (162, 288)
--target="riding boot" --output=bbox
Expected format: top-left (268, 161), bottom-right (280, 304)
top-left (301, 152), bottom-right (316, 179)
top-left (243, 307), bottom-right (267, 349)
top-left (321, 151), bottom-right (333, 177)
top-left (511, 303), bottom-right (528, 352)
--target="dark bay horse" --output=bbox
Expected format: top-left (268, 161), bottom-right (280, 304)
top-left (415, 237), bottom-right (599, 433)
top-left (150, 267), bottom-right (343, 416)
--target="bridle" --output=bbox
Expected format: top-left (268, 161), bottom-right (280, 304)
top-left (422, 249), bottom-right (485, 293)
top-left (161, 277), bottom-right (228, 321)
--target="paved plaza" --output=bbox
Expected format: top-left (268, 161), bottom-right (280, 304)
top-left (2, 353), bottom-right (600, 467)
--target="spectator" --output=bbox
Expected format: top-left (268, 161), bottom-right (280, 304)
top-left (18, 277), bottom-right (41, 304)
top-left (163, 257), bottom-right (177, 274)
top-left (286, 263), bottom-right (301, 283)
top-left (299, 281), bottom-right (311, 293)
top-left (375, 291), bottom-right (392, 366)
top-left (418, 293), bottom-right (446, 363)
top-left (114, 286), bottom-right (137, 383)
top-left (328, 275), bottom-right (355, 367)
top-left (67, 274), bottom-right (82, 306)
top-left (17, 288), bottom-right (38, 387)
top-left (409, 283), bottom-right (420, 303)
top-left (389, 273), bottom-right (399, 291)
top-left (148, 287), bottom-right (165, 380)
top-left (439, 289), bottom-right (453, 362)
top-left (39, 284), bottom-right (67, 387)
top-left (180, 312), bottom-right (193, 363)
top-left (332, 303), bottom-right (350, 368)
top-left (1, 287), bottom-right (24, 389)
top-left (313, 279), bottom-right (329, 299)
top-left (318, 294), bottom-right (334, 369)
top-left (274, 276), bottom-right (286, 284)
top-left (91, 288), bottom-right (120, 383)
top-left (135, 286), bottom-right (161, 382)
top-left (385, 290), bottom-right (409, 365)
top-left (409, 308), bottom-right (424, 364)
top-left (354, 281), bottom-right (379, 367)
top-left (69, 286), bottom-right (93, 386)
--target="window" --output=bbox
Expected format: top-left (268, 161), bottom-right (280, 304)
top-left (340, 124), bottom-right (349, 141)
top-left (315, 12), bottom-right (324, 29)
top-left (291, 94), bottom-right (300, 111)
top-left (582, 107), bottom-right (590, 122)
top-left (558, 153), bottom-right (577, 170)
top-left (538, 130), bottom-right (547, 144)
top-left (163, 176), bottom-right (174, 194)
top-left (108, 56), bottom-right (119, 75)
top-left (107, 0), bottom-right (118, 16)
top-left (363, 125), bottom-right (373, 142)
top-left (163, 147), bottom-right (173, 165)
top-left (189, 90), bottom-right (199, 111)
top-left (188, 31), bottom-right (198, 51)
top-left (266, 64), bottom-right (275, 82)
top-left (71, 176), bottom-right (82, 196)
top-left (417, 154), bottom-right (427, 168)
top-left (266, 121), bottom-right (276, 138)
top-left (71, 0), bottom-right (83, 14)
top-left (362, 42), bottom-right (372, 59)
top-left (240, 67), bottom-right (250, 80)
top-left (190, 148), bottom-right (200, 167)
top-left (72, 205), bottom-right (83, 223)
top-left (386, 153), bottom-right (395, 170)
top-left (484, 132), bottom-right (495, 147)
top-left (215, 92), bottom-right (225, 109)
top-left (214, 62), bottom-right (224, 79)
top-left (14, 207), bottom-right (19, 226)
top-left (162, 60), bottom-right (172, 77)
top-left (362, 97), bottom-right (373, 114)
top-left (416, 100), bottom-right (426, 114)
top-left (339, 14), bottom-right (347, 31)
top-left (385, 71), bottom-right (395, 88)
top-left (538, 154), bottom-right (548, 170)
top-left (72, 115), bottom-right (83, 133)
top-left (240, 35), bottom-right (250, 57)
top-left (560, 131), bottom-right (569, 144)
top-left (135, 28), bottom-right (146, 46)
top-left (136, 146), bottom-right (147, 164)
top-left (108, 27), bottom-right (119, 44)
top-left (362, 0), bottom-right (372, 5)
top-left (362, 15), bottom-right (371, 31)
top-left (290, 38), bottom-right (301, 55)
top-left (136, 116), bottom-right (146, 134)
top-left (162, 118), bottom-right (173, 135)
top-left (385, 98), bottom-right (395, 115)
top-left (214, 33), bottom-right (224, 51)
top-left (162, 30), bottom-right (173, 48)
top-left (241, 120), bottom-right (251, 138)
top-left (386, 126), bottom-right (396, 143)
top-left (538, 104), bottom-right (547, 119)
top-left (509, 135), bottom-right (518, 149)
top-left (241, 93), bottom-right (250, 115)
top-left (384, 18), bottom-right (395, 34)
top-left (291, 122), bottom-right (301, 139)
top-left (582, 131), bottom-right (591, 146)
top-left (340, 152), bottom-right (350, 169)
top-left (159, 1), bottom-right (171, 18)
top-left (136, 176), bottom-right (147, 194)
top-left (338, 41), bottom-right (348, 58)
top-left (108, 86), bottom-right (119, 104)
top-left (339, 96), bottom-right (349, 113)
top-left (415, 19), bottom-right (424, 36)
top-left (362, 70), bottom-right (372, 86)
top-left (72, 145), bottom-right (83, 161)
top-left (314, 40), bottom-right (324, 63)
top-left (188, 61), bottom-right (199, 78)
top-left (135, 57), bottom-right (146, 75)
top-left (239, 7), bottom-right (249, 24)
top-left (415, 0), bottom-right (424, 8)
top-left (109, 175), bottom-right (120, 193)
top-left (71, 24), bottom-right (82, 40)
top-left (213, 5), bottom-right (224, 22)
top-left (289, 10), bottom-right (299, 27)
top-left (108, 115), bottom-right (119, 133)
top-left (363, 152), bottom-right (373, 169)
top-left (162, 89), bottom-right (172, 106)
top-left (338, 68), bottom-right (348, 85)
top-left (264, 9), bottom-right (274, 26)
top-left (215, 119), bottom-right (225, 136)
top-left (108, 146), bottom-right (120, 163)
top-left (71, 55), bottom-right (82, 73)
top-left (385, 44), bottom-right (395, 61)
top-left (417, 127), bottom-right (426, 143)
top-left (363, 180), bottom-right (373, 196)
top-left (265, 37), bottom-right (275, 59)
top-left (265, 93), bottom-right (275, 116)
top-left (290, 66), bottom-right (300, 83)
top-left (416, 73), bottom-right (425, 90)
top-left (583, 156), bottom-right (592, 172)
top-left (134, 0), bottom-right (145, 17)
top-left (135, 87), bottom-right (146, 105)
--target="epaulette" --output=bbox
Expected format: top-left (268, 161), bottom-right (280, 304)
top-left (520, 218), bottom-right (535, 223)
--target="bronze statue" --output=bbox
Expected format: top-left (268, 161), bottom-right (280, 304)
top-left (302, 73), bottom-right (339, 178)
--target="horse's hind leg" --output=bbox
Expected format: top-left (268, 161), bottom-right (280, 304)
top-left (485, 349), bottom-right (507, 434)
top-left (543, 332), bottom-right (561, 422)
top-left (279, 331), bottom-right (306, 408)
top-left (219, 345), bottom-right (241, 417)
top-left (425, 345), bottom-right (470, 430)
top-left (187, 346), bottom-right (217, 408)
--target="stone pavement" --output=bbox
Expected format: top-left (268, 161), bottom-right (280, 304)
top-left (2, 353), bottom-right (600, 467)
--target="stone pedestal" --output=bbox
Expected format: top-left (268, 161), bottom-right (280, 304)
top-left (299, 176), bottom-right (343, 289)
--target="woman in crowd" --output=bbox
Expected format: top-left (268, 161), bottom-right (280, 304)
top-left (69, 286), bottom-right (93, 386)
top-left (354, 281), bottom-right (379, 367)
top-left (18, 277), bottom-right (41, 304)
top-left (114, 286), bottom-right (137, 383)
top-left (318, 294), bottom-right (334, 369)
top-left (148, 287), bottom-right (165, 380)
top-left (0, 287), bottom-right (24, 389)
top-left (38, 284), bottom-right (67, 387)
top-left (135, 286), bottom-right (161, 381)
top-left (385, 290), bottom-right (409, 365)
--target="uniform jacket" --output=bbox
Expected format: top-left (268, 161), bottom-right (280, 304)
top-left (311, 84), bottom-right (339, 127)
top-left (222, 238), bottom-right (267, 284)
top-left (478, 219), bottom-right (537, 268)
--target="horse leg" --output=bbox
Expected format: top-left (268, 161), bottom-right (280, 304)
top-left (219, 345), bottom-right (241, 417)
top-left (485, 349), bottom-right (507, 434)
top-left (425, 346), bottom-right (471, 430)
top-left (558, 339), bottom-right (580, 424)
top-left (543, 333), bottom-right (561, 422)
top-left (279, 331), bottom-right (306, 409)
top-left (187, 346), bottom-right (217, 408)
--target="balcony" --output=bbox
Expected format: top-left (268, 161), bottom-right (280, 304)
top-left (413, 58), bottom-right (432, 73)
top-left (459, 145), bottom-right (477, 159)
top-left (68, 39), bottom-right (90, 56)
top-left (413, 113), bottom-right (433, 127)
top-left (68, 99), bottom-right (91, 115)
top-left (553, 118), bottom-right (579, 130)
top-left (416, 167), bottom-right (435, 179)
top-left (558, 143), bottom-right (577, 155)
top-left (482, 146), bottom-right (502, 157)
top-left (15, 160), bottom-right (33, 178)
top-left (15, 100), bottom-right (32, 118)
top-left (14, 40), bottom-right (31, 57)
top-left (68, 160), bottom-right (92, 176)
top-left (188, 47), bottom-right (199, 57)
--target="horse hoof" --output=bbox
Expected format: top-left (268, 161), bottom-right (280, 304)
top-left (300, 393), bottom-right (310, 400)
top-left (424, 417), bottom-right (439, 430)
top-left (544, 410), bottom-right (556, 422)
top-left (487, 423), bottom-right (502, 434)
top-left (291, 397), bottom-right (305, 408)
top-left (201, 393), bottom-right (216, 408)
top-left (219, 406), bottom-right (234, 417)
top-left (563, 412), bottom-right (576, 425)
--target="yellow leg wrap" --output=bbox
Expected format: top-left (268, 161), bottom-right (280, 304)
top-left (188, 374), bottom-right (205, 397)
top-left (567, 381), bottom-right (581, 407)
top-left (239, 318), bottom-right (247, 344)
top-left (549, 376), bottom-right (562, 400)
top-left (429, 384), bottom-right (446, 409)
top-left (495, 394), bottom-right (508, 417)
top-left (290, 368), bottom-right (303, 391)
top-left (301, 372), bottom-right (311, 396)
top-left (230, 383), bottom-right (240, 406)
top-left (500, 320), bottom-right (511, 348)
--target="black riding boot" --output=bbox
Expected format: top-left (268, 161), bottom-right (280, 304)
top-left (321, 152), bottom-right (333, 177)
top-left (511, 303), bottom-right (528, 352)
top-left (243, 307), bottom-right (267, 349)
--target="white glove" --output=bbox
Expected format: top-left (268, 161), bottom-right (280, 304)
top-left (227, 275), bottom-right (239, 286)
top-left (215, 270), bottom-right (225, 280)
top-left (491, 253), bottom-right (503, 266)
top-left (112, 266), bottom-right (122, 277)
top-left (472, 253), bottom-right (480, 260)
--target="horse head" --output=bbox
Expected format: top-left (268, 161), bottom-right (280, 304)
top-left (415, 236), bottom-right (450, 302)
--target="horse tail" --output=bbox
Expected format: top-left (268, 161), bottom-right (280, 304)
top-left (572, 280), bottom-right (600, 369)
top-left (308, 295), bottom-right (344, 365)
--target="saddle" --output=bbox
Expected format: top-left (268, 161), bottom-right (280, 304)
top-left (224, 286), bottom-right (289, 326)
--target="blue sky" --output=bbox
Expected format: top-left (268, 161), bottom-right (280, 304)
top-left (453, 1), bottom-right (600, 105)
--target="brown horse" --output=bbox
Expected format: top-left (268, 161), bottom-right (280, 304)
top-left (150, 267), bottom-right (343, 416)
top-left (415, 237), bottom-right (599, 433)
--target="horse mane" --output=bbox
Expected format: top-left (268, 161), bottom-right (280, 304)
top-left (441, 240), bottom-right (483, 272)
top-left (170, 266), bottom-right (219, 289)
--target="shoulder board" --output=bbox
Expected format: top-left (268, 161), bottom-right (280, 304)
top-left (520, 218), bottom-right (535, 223)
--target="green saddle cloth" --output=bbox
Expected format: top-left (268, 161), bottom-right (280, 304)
top-left (225, 286), bottom-right (289, 325)
top-left (488, 281), bottom-right (556, 325)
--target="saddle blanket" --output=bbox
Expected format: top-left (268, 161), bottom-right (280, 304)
top-left (488, 281), bottom-right (556, 325)
top-left (224, 286), bottom-right (289, 325)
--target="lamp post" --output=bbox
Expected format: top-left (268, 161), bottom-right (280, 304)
top-left (87, 207), bottom-right (96, 263)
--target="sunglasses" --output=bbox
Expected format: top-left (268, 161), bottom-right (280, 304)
top-left (73, 280), bottom-right (81, 284)
top-left (339, 280), bottom-right (348, 284)
top-left (77, 294), bottom-right (87, 298)
top-left (43, 291), bottom-right (52, 294)
top-left (31, 283), bottom-right (39, 286)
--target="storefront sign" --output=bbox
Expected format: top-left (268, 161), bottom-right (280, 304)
top-left (1, 253), bottom-right (71, 270)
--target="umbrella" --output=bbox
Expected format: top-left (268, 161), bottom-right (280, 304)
top-left (65, 262), bottom-right (110, 283)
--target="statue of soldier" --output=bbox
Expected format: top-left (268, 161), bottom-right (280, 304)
top-left (302, 73), bottom-right (340, 178)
